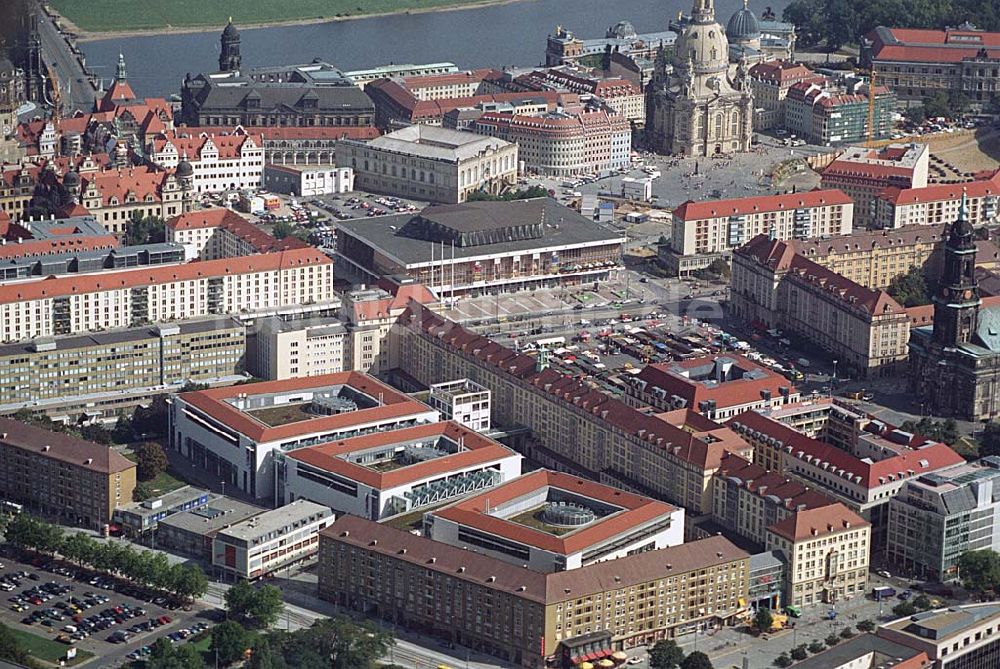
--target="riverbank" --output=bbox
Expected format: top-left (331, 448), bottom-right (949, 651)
top-left (50, 0), bottom-right (537, 41)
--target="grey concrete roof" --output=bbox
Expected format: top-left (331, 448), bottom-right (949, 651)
top-left (215, 499), bottom-right (332, 542)
top-left (158, 495), bottom-right (265, 536)
top-left (334, 198), bottom-right (625, 266)
top-left (365, 125), bottom-right (514, 163)
top-left (789, 634), bottom-right (924, 669)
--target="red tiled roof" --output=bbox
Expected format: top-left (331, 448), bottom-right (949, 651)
top-left (0, 234), bottom-right (119, 260)
top-left (0, 246), bottom-right (330, 305)
top-left (430, 469), bottom-right (677, 554)
top-left (98, 80), bottom-right (137, 111)
top-left (400, 306), bottom-right (752, 471)
top-left (737, 235), bottom-right (907, 316)
top-left (879, 170), bottom-right (1000, 205)
top-left (634, 355), bottom-right (795, 411)
top-left (80, 165), bottom-right (174, 207)
top-left (366, 78), bottom-right (571, 121)
top-left (152, 130), bottom-right (262, 161)
top-left (906, 295), bottom-right (1000, 326)
top-left (727, 411), bottom-right (965, 489)
top-left (0, 417), bottom-right (136, 474)
top-left (166, 208), bottom-right (307, 253)
top-left (672, 189), bottom-right (852, 221)
top-left (287, 421), bottom-right (516, 489)
top-left (768, 503), bottom-right (868, 541)
top-left (178, 371), bottom-right (429, 443)
top-left (748, 60), bottom-right (822, 86)
top-left (716, 452), bottom-right (836, 511)
top-left (822, 160), bottom-right (917, 181)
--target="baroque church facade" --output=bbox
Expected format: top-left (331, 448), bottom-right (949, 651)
top-left (909, 193), bottom-right (1000, 421)
top-left (646, 0), bottom-right (754, 156)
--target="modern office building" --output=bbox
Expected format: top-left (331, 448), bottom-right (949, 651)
top-left (887, 458), bottom-right (1000, 582)
top-left (319, 514), bottom-right (749, 667)
top-left (262, 163), bottom-right (355, 196)
top-left (334, 198), bottom-right (625, 295)
top-left (169, 372), bottom-right (438, 502)
top-left (783, 81), bottom-right (895, 147)
top-left (624, 355), bottom-right (800, 420)
top-left (0, 418), bottom-right (136, 529)
top-left (253, 316), bottom-right (346, 381)
top-left (425, 469), bottom-right (684, 573)
top-left (212, 499), bottom-right (333, 580)
top-left (663, 189), bottom-right (854, 276)
top-left (336, 125), bottom-right (518, 203)
top-left (394, 306), bottom-right (754, 515)
top-left (427, 379), bottom-right (491, 431)
top-left (112, 486), bottom-right (211, 538)
top-left (156, 495), bottom-right (265, 560)
top-left (280, 421), bottom-right (521, 519)
top-left (747, 551), bottom-right (786, 611)
top-left (789, 632), bottom-right (931, 669)
top-left (820, 144), bottom-right (930, 226)
top-left (878, 603), bottom-right (1000, 668)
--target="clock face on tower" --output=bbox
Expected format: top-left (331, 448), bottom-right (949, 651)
top-left (965, 290), bottom-right (974, 300)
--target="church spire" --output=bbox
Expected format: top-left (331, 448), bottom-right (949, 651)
top-left (115, 52), bottom-right (127, 83)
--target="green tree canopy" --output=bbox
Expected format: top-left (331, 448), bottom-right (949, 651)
top-left (893, 601), bottom-right (917, 617)
top-left (979, 423), bottom-right (1000, 457)
top-left (127, 215), bottom-right (167, 246)
top-left (212, 620), bottom-right (252, 666)
top-left (225, 581), bottom-right (285, 629)
top-left (754, 607), bottom-right (774, 632)
top-left (0, 623), bottom-right (31, 666)
top-left (133, 441), bottom-right (169, 482)
top-left (649, 639), bottom-right (685, 669)
top-left (681, 651), bottom-right (714, 669)
top-left (958, 549), bottom-right (1000, 592)
top-left (887, 266), bottom-right (932, 307)
top-left (857, 619), bottom-right (876, 632)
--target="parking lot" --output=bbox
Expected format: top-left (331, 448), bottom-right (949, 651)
top-left (0, 552), bottom-right (215, 667)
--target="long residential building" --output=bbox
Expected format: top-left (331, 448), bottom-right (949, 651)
top-left (471, 109), bottom-right (631, 177)
top-left (0, 317), bottom-right (245, 411)
top-left (887, 457), bottom-right (1000, 582)
top-left (730, 234), bottom-right (911, 377)
top-left (875, 170), bottom-right (1000, 230)
top-left (862, 25), bottom-right (1000, 108)
top-left (165, 208), bottom-right (308, 260)
top-left (663, 189), bottom-right (855, 277)
top-left (335, 125), bottom-right (518, 204)
top-left (783, 82), bottom-right (895, 147)
top-left (319, 514), bottom-right (749, 668)
top-left (0, 417), bottom-right (136, 529)
top-left (0, 247), bottom-right (333, 343)
top-left (393, 305), bottom-right (754, 515)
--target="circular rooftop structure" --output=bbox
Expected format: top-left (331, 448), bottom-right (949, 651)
top-left (726, 3), bottom-right (761, 42)
top-left (607, 21), bottom-right (638, 40)
top-left (541, 501), bottom-right (597, 527)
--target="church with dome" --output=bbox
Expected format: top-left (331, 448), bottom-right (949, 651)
top-left (725, 1), bottom-right (796, 64)
top-left (646, 0), bottom-right (754, 156)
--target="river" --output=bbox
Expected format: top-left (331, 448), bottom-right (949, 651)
top-left (81, 0), bottom-right (789, 99)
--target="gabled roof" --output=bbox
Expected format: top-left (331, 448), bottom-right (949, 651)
top-left (0, 418), bottom-right (135, 474)
top-left (716, 452), bottom-right (836, 511)
top-left (768, 503), bottom-right (868, 541)
top-left (727, 410), bottom-right (965, 489)
top-left (166, 208), bottom-right (307, 253)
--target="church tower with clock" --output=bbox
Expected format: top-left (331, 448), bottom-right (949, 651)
top-left (909, 189), bottom-right (1000, 421)
top-left (932, 191), bottom-right (980, 347)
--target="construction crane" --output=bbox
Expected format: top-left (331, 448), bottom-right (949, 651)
top-left (866, 66), bottom-right (877, 147)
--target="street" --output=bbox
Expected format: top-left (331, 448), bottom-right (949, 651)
top-left (33, 6), bottom-right (96, 114)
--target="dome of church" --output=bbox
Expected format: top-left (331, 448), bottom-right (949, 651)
top-left (222, 19), bottom-right (239, 38)
top-left (675, 20), bottom-right (731, 74)
top-left (176, 160), bottom-right (194, 178)
top-left (63, 171), bottom-right (81, 187)
top-left (726, 2), bottom-right (761, 42)
top-left (607, 21), bottom-right (638, 39)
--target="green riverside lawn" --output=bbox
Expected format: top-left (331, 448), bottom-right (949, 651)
top-left (50, 0), bottom-right (505, 32)
top-left (8, 627), bottom-right (93, 666)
